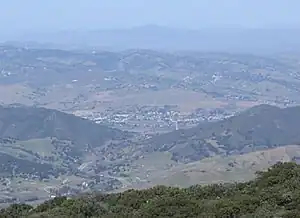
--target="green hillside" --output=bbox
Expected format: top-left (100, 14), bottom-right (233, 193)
top-left (1, 162), bottom-right (300, 217)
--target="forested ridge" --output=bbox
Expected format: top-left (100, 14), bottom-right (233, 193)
top-left (1, 162), bottom-right (300, 217)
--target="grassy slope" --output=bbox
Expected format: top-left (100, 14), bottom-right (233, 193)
top-left (116, 145), bottom-right (300, 190)
top-left (148, 145), bottom-right (300, 187)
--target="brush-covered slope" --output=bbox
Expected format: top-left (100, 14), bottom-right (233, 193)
top-left (140, 104), bottom-right (300, 162)
top-left (2, 162), bottom-right (300, 217)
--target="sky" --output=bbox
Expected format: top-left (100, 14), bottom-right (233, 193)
top-left (1, 0), bottom-right (300, 32)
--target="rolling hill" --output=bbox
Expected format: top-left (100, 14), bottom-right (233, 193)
top-left (1, 103), bottom-right (300, 204)
top-left (1, 45), bottom-right (300, 115)
top-left (0, 104), bottom-right (133, 146)
top-left (144, 145), bottom-right (300, 188)
top-left (132, 104), bottom-right (300, 163)
top-left (0, 104), bottom-right (134, 179)
top-left (93, 104), bottom-right (300, 192)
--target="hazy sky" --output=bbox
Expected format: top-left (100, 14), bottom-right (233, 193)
top-left (1, 0), bottom-right (300, 31)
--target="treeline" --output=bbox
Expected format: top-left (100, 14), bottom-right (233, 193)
top-left (1, 162), bottom-right (300, 217)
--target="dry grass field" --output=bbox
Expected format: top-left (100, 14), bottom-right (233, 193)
top-left (117, 145), bottom-right (300, 190)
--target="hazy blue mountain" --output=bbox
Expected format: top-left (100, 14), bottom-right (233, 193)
top-left (4, 26), bottom-right (300, 53)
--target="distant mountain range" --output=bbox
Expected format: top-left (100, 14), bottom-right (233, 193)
top-left (3, 25), bottom-right (300, 53)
